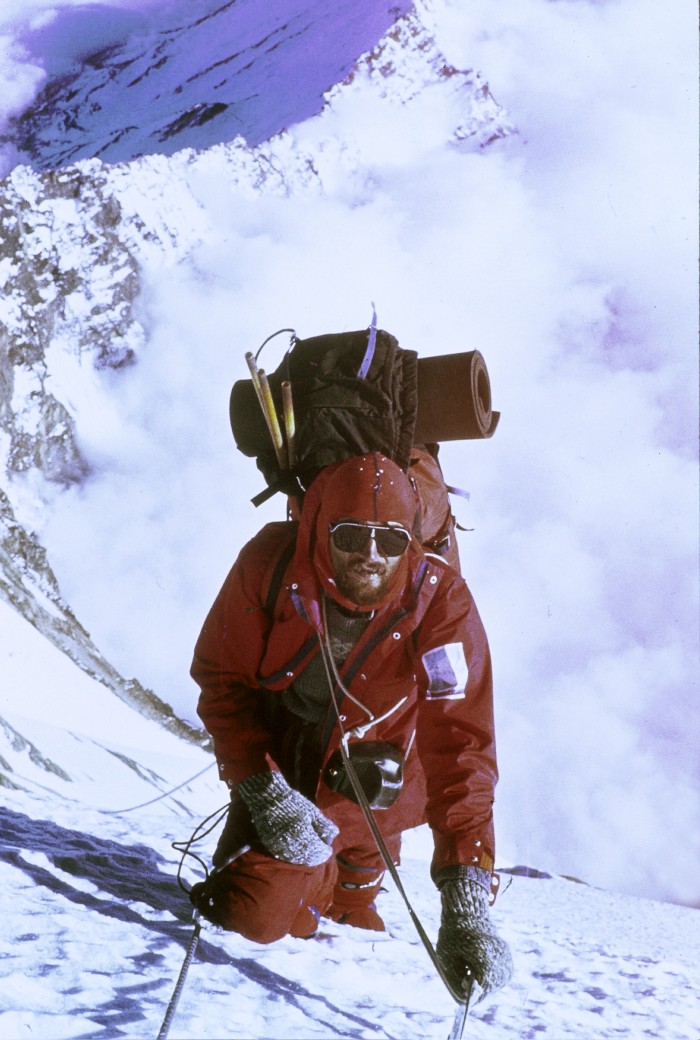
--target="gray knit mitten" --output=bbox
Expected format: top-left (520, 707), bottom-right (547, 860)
top-left (437, 876), bottom-right (513, 1000)
top-left (237, 771), bottom-right (339, 866)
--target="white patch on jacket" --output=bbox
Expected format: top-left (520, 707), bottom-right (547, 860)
top-left (421, 642), bottom-right (468, 700)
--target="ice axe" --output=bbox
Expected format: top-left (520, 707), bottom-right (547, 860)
top-left (448, 973), bottom-right (474, 1039)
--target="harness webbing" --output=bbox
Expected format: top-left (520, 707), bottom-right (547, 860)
top-left (357, 304), bottom-right (378, 379)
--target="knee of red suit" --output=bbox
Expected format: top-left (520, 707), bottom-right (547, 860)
top-left (228, 897), bottom-right (322, 943)
top-left (191, 852), bottom-right (336, 944)
top-left (192, 851), bottom-right (389, 941)
top-left (327, 857), bottom-right (387, 931)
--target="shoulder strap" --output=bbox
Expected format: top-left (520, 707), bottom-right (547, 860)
top-left (261, 526), bottom-right (298, 616)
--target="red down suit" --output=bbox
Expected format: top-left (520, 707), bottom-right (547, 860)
top-left (192, 455), bottom-right (499, 878)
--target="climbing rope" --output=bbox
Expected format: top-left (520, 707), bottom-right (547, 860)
top-left (156, 810), bottom-right (251, 1040)
top-left (171, 802), bottom-right (231, 895)
top-left (157, 914), bottom-right (202, 1040)
top-left (316, 601), bottom-right (473, 1010)
top-left (99, 761), bottom-right (216, 816)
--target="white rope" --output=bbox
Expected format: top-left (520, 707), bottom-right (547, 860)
top-left (316, 605), bottom-right (468, 1006)
top-left (98, 761), bottom-right (216, 815)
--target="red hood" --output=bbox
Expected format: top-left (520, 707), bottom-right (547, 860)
top-left (294, 453), bottom-right (421, 613)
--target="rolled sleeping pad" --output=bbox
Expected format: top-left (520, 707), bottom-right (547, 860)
top-left (413, 350), bottom-right (499, 443)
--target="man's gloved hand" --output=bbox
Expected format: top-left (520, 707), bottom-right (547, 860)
top-left (188, 870), bottom-right (238, 928)
top-left (436, 874), bottom-right (513, 1001)
top-left (189, 878), bottom-right (214, 915)
top-left (237, 770), bottom-right (339, 866)
top-left (211, 795), bottom-right (253, 869)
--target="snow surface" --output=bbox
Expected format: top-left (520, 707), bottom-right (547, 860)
top-left (2, 608), bottom-right (700, 1039)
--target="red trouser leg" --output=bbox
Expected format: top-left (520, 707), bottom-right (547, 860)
top-left (328, 836), bottom-right (402, 931)
top-left (201, 849), bottom-right (337, 944)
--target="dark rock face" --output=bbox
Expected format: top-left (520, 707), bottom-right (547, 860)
top-left (0, 163), bottom-right (206, 750)
top-left (0, 165), bottom-right (142, 493)
top-left (4, 0), bottom-right (416, 170)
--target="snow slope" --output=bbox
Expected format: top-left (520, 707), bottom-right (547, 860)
top-left (1, 781), bottom-right (699, 1040)
top-left (1, 590), bottom-right (698, 1038)
top-left (0, 597), bottom-right (212, 800)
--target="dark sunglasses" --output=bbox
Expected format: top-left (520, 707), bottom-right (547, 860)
top-left (329, 521), bottom-right (411, 557)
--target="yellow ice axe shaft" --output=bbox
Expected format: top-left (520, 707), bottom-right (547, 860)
top-left (245, 352), bottom-right (287, 470)
top-left (281, 380), bottom-right (296, 469)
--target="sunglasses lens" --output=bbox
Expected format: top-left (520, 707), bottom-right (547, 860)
top-left (330, 528), bottom-right (366, 553)
top-left (330, 524), bottom-right (410, 557)
top-left (375, 528), bottom-right (410, 556)
top-left (331, 525), bottom-right (370, 553)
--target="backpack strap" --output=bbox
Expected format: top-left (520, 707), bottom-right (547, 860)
top-left (261, 526), bottom-right (298, 617)
top-left (409, 447), bottom-right (462, 573)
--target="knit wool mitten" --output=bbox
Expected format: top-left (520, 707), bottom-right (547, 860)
top-left (437, 876), bottom-right (513, 1000)
top-left (237, 771), bottom-right (339, 867)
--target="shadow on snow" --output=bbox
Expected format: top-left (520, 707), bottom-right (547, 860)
top-left (1, 805), bottom-right (388, 1038)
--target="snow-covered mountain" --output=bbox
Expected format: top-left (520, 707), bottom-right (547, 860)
top-left (0, 0), bottom-right (698, 1034)
top-left (3, 0), bottom-right (508, 169)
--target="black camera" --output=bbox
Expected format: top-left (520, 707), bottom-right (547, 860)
top-left (323, 741), bottom-right (404, 810)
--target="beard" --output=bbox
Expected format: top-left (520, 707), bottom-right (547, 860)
top-left (332, 557), bottom-right (398, 606)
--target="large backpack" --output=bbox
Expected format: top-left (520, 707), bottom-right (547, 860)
top-left (229, 323), bottom-right (500, 573)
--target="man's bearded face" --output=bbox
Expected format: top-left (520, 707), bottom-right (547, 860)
top-left (329, 523), bottom-right (404, 606)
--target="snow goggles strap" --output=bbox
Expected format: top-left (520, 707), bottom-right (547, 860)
top-left (329, 521), bottom-right (411, 557)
